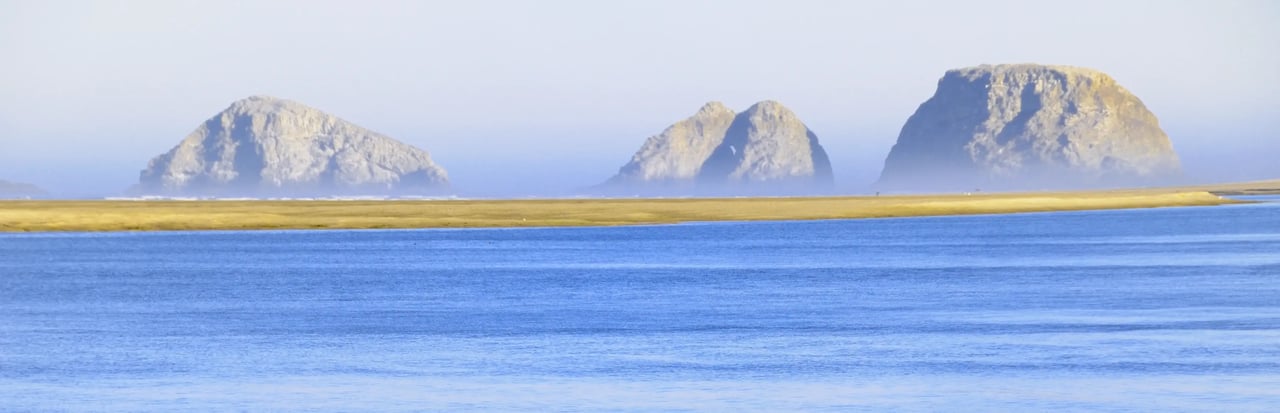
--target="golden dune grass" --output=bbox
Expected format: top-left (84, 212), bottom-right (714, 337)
top-left (0, 190), bottom-right (1240, 232)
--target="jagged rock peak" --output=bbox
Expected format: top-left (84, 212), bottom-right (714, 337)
top-left (694, 101), bottom-right (732, 116)
top-left (603, 100), bottom-right (833, 194)
top-left (607, 101), bottom-right (738, 185)
top-left (951, 63), bottom-right (1115, 83)
top-left (227, 94), bottom-right (296, 109)
top-left (138, 96), bottom-right (449, 196)
top-left (698, 100), bottom-right (833, 185)
top-left (878, 63), bottom-right (1181, 190)
top-left (742, 99), bottom-right (788, 115)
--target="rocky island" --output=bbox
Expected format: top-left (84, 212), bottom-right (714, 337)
top-left (0, 179), bottom-right (45, 199)
top-left (879, 64), bottom-right (1182, 190)
top-left (603, 100), bottom-right (833, 195)
top-left (137, 96), bottom-right (449, 196)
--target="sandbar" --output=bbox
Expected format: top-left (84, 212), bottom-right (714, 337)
top-left (0, 189), bottom-right (1248, 232)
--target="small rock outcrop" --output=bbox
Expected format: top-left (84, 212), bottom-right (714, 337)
top-left (0, 179), bottom-right (45, 198)
top-left (603, 100), bottom-right (832, 194)
top-left (878, 64), bottom-right (1181, 190)
top-left (138, 96), bottom-right (449, 195)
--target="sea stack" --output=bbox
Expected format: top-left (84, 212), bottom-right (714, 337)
top-left (138, 96), bottom-right (449, 196)
top-left (0, 179), bottom-right (46, 199)
top-left (604, 100), bottom-right (833, 194)
top-left (608, 102), bottom-right (738, 186)
top-left (878, 64), bottom-right (1181, 190)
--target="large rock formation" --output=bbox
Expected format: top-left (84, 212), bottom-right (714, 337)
top-left (0, 179), bottom-right (45, 199)
top-left (698, 101), bottom-right (834, 187)
top-left (139, 96), bottom-right (448, 196)
top-left (879, 64), bottom-right (1182, 190)
top-left (604, 100), bottom-right (832, 194)
top-left (608, 102), bottom-right (738, 185)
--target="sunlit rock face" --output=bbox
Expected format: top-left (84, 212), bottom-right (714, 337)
top-left (138, 96), bottom-right (449, 196)
top-left (608, 101), bottom-right (738, 186)
top-left (603, 100), bottom-right (833, 195)
top-left (879, 64), bottom-right (1181, 191)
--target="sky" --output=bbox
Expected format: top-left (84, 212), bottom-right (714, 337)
top-left (1, 0), bottom-right (1277, 197)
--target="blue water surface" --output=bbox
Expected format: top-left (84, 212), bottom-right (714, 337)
top-left (2, 197), bottom-right (1279, 411)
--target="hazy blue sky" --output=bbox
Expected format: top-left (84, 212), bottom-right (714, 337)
top-left (2, 0), bottom-right (1277, 196)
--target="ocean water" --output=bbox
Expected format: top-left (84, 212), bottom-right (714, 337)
top-left (2, 197), bottom-right (1279, 412)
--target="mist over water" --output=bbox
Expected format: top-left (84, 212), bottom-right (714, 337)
top-left (2, 2), bottom-right (1278, 197)
top-left (1, 129), bottom-right (1274, 199)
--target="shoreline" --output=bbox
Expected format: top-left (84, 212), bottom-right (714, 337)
top-left (0, 190), bottom-right (1244, 233)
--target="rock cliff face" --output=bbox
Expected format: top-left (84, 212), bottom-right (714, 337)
top-left (0, 179), bottom-right (45, 198)
top-left (608, 102), bottom-right (738, 185)
top-left (605, 100), bottom-right (832, 193)
top-left (139, 96), bottom-right (448, 195)
top-left (879, 64), bottom-right (1181, 190)
top-left (698, 101), bottom-right (833, 186)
